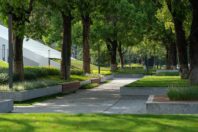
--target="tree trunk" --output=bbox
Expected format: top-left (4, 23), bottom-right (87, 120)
top-left (173, 17), bottom-right (189, 78)
top-left (166, 0), bottom-right (189, 79)
top-left (61, 13), bottom-right (72, 80)
top-left (189, 0), bottom-right (198, 84)
top-left (166, 42), bottom-right (177, 70)
top-left (118, 42), bottom-right (124, 69)
top-left (13, 34), bottom-right (24, 81)
top-left (106, 40), bottom-right (118, 71)
top-left (166, 46), bottom-right (171, 69)
top-left (82, 15), bottom-right (91, 73)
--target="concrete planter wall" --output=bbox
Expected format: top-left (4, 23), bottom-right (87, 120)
top-left (0, 100), bottom-right (13, 113)
top-left (146, 95), bottom-right (198, 114)
top-left (120, 87), bottom-right (168, 96)
top-left (62, 81), bottom-right (80, 93)
top-left (100, 75), bottom-right (114, 83)
top-left (156, 70), bottom-right (179, 73)
top-left (0, 85), bottom-right (62, 102)
top-left (80, 80), bottom-right (91, 86)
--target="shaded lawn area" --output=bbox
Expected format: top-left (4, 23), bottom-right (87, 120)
top-left (0, 114), bottom-right (197, 132)
top-left (126, 76), bottom-right (189, 87)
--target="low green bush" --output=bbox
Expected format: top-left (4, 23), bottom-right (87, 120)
top-left (0, 73), bottom-right (9, 84)
top-left (24, 66), bottom-right (60, 78)
top-left (71, 69), bottom-right (84, 75)
top-left (0, 79), bottom-right (62, 91)
top-left (0, 66), bottom-right (61, 82)
top-left (168, 86), bottom-right (198, 101)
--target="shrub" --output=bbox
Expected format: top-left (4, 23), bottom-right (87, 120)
top-left (24, 66), bottom-right (60, 78)
top-left (71, 69), bottom-right (84, 75)
top-left (0, 79), bottom-right (62, 91)
top-left (0, 73), bottom-right (8, 84)
top-left (168, 86), bottom-right (198, 101)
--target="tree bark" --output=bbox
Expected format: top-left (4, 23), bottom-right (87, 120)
top-left (118, 42), bottom-right (124, 69)
top-left (166, 0), bottom-right (189, 79)
top-left (189, 0), bottom-right (198, 84)
top-left (82, 15), bottom-right (91, 73)
top-left (61, 12), bottom-right (72, 80)
top-left (106, 39), bottom-right (118, 71)
top-left (166, 42), bottom-right (177, 70)
top-left (173, 17), bottom-right (189, 78)
top-left (11, 0), bottom-right (35, 81)
top-left (13, 34), bottom-right (24, 81)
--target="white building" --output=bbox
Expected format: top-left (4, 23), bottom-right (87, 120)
top-left (0, 25), bottom-right (61, 68)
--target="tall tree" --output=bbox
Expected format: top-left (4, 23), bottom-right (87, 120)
top-left (189, 0), bottom-right (198, 84)
top-left (0, 0), bottom-right (35, 81)
top-left (166, 0), bottom-right (189, 79)
top-left (76, 1), bottom-right (98, 73)
top-left (47, 0), bottom-right (74, 80)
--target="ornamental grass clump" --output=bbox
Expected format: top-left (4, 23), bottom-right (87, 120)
top-left (168, 85), bottom-right (198, 101)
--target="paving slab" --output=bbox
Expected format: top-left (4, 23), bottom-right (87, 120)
top-left (14, 77), bottom-right (147, 114)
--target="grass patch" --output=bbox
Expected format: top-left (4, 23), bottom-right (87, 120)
top-left (0, 114), bottom-right (197, 131)
top-left (168, 86), bottom-right (198, 101)
top-left (126, 76), bottom-right (189, 87)
top-left (80, 83), bottom-right (99, 89)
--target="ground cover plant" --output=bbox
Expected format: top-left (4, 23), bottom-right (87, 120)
top-left (168, 86), bottom-right (198, 101)
top-left (126, 76), bottom-right (189, 87)
top-left (0, 114), bottom-right (197, 132)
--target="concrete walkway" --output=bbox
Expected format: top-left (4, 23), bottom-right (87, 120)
top-left (14, 78), bottom-right (147, 114)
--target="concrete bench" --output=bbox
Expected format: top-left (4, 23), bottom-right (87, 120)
top-left (62, 81), bottom-right (80, 93)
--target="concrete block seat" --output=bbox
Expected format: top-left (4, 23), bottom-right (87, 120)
top-left (0, 100), bottom-right (13, 113)
top-left (90, 78), bottom-right (101, 84)
top-left (62, 81), bottom-right (80, 93)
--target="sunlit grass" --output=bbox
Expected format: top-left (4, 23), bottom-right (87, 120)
top-left (0, 114), bottom-right (197, 132)
top-left (126, 76), bottom-right (189, 87)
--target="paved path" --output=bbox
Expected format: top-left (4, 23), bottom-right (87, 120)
top-left (14, 78), bottom-right (147, 114)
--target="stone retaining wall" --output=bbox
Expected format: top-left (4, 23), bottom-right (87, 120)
top-left (0, 85), bottom-right (62, 101)
top-left (146, 95), bottom-right (198, 114)
top-left (120, 87), bottom-right (168, 96)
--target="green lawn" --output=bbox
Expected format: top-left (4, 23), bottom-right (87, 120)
top-left (126, 76), bottom-right (189, 87)
top-left (0, 114), bottom-right (197, 132)
top-left (55, 59), bottom-right (111, 75)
